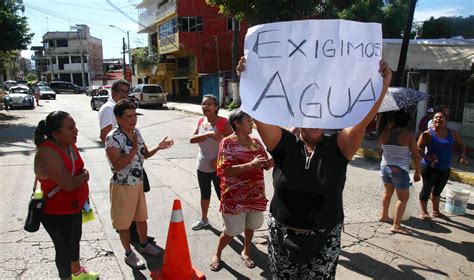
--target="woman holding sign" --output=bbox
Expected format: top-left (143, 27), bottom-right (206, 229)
top-left (237, 58), bottom-right (392, 278)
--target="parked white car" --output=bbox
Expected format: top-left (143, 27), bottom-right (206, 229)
top-left (3, 85), bottom-right (34, 109)
top-left (131, 84), bottom-right (167, 108)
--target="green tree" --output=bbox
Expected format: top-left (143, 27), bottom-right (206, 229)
top-left (0, 0), bottom-right (34, 51)
top-left (418, 16), bottom-right (474, 39)
top-left (206, 0), bottom-right (410, 38)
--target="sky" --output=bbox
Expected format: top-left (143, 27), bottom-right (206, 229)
top-left (21, 0), bottom-right (474, 60)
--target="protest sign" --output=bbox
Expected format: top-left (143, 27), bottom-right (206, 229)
top-left (240, 19), bottom-right (383, 129)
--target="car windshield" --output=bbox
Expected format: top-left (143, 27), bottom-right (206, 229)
top-left (143, 86), bottom-right (162, 93)
top-left (10, 88), bottom-right (29, 94)
top-left (39, 86), bottom-right (53, 91)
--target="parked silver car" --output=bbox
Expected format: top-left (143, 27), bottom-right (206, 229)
top-left (131, 84), bottom-right (167, 108)
top-left (4, 85), bottom-right (35, 109)
top-left (38, 86), bottom-right (56, 100)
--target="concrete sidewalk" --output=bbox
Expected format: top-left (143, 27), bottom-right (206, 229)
top-left (166, 101), bottom-right (474, 187)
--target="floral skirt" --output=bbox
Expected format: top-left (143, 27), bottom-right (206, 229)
top-left (267, 216), bottom-right (342, 280)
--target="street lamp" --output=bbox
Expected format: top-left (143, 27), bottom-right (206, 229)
top-left (109, 25), bottom-right (131, 74)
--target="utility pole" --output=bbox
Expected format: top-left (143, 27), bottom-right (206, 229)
top-left (393, 0), bottom-right (417, 86)
top-left (126, 31), bottom-right (132, 74)
top-left (231, 18), bottom-right (240, 105)
top-left (122, 37), bottom-right (126, 77)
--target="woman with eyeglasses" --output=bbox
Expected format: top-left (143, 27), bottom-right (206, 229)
top-left (189, 94), bottom-right (233, 230)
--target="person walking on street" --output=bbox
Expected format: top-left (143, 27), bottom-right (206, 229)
top-left (378, 110), bottom-right (421, 234)
top-left (417, 109), bottom-right (467, 220)
top-left (105, 99), bottom-right (174, 269)
top-left (237, 57), bottom-right (392, 279)
top-left (189, 94), bottom-right (233, 230)
top-left (34, 85), bottom-right (41, 106)
top-left (210, 109), bottom-right (273, 271)
top-left (34, 111), bottom-right (98, 280)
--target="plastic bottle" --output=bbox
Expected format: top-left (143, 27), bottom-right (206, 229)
top-left (33, 188), bottom-right (43, 200)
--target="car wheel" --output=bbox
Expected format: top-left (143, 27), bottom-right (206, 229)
top-left (156, 103), bottom-right (163, 109)
top-left (91, 101), bottom-right (96, 111)
top-left (52, 96), bottom-right (56, 100)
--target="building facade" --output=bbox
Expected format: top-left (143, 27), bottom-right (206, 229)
top-left (41, 24), bottom-right (103, 86)
top-left (136, 0), bottom-right (248, 103)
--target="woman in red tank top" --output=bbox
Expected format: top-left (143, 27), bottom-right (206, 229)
top-left (33, 111), bottom-right (98, 280)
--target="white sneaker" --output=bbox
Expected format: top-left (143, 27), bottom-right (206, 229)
top-left (124, 251), bottom-right (145, 269)
top-left (191, 219), bottom-right (209, 230)
top-left (138, 243), bottom-right (162, 257)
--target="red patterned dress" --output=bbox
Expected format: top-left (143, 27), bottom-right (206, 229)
top-left (217, 136), bottom-right (268, 214)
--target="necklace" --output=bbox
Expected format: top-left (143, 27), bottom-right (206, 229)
top-left (304, 145), bottom-right (315, 170)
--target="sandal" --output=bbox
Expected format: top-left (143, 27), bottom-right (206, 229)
top-left (210, 256), bottom-right (221, 272)
top-left (432, 212), bottom-right (451, 221)
top-left (391, 227), bottom-right (412, 235)
top-left (241, 255), bottom-right (256, 268)
top-left (419, 214), bottom-right (432, 221)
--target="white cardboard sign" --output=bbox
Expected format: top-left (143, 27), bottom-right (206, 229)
top-left (240, 19), bottom-right (383, 129)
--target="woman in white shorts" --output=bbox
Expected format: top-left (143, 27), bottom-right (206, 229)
top-left (210, 109), bottom-right (273, 271)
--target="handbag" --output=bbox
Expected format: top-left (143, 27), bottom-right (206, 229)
top-left (142, 168), bottom-right (150, 193)
top-left (283, 231), bottom-right (330, 263)
top-left (24, 178), bottom-right (44, 233)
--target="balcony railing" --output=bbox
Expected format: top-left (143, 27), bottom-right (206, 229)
top-left (156, 0), bottom-right (176, 22)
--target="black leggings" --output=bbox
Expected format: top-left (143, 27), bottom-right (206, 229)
top-left (41, 212), bottom-right (82, 278)
top-left (419, 165), bottom-right (451, 201)
top-left (197, 170), bottom-right (221, 200)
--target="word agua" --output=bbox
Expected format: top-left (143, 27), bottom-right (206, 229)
top-left (251, 71), bottom-right (377, 119)
top-left (252, 29), bottom-right (382, 59)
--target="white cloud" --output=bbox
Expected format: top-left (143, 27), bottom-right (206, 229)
top-left (414, 7), bottom-right (466, 22)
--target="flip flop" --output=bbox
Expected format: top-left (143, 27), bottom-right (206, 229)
top-left (419, 214), bottom-right (432, 221)
top-left (391, 227), bottom-right (412, 235)
top-left (432, 212), bottom-right (451, 221)
top-left (241, 255), bottom-right (256, 268)
top-left (210, 258), bottom-right (221, 271)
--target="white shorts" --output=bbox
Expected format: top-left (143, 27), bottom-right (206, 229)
top-left (222, 211), bottom-right (264, 236)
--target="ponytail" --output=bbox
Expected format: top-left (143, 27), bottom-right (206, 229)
top-left (33, 120), bottom-right (49, 146)
top-left (33, 111), bottom-right (70, 147)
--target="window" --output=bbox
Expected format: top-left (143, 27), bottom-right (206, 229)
top-left (48, 40), bottom-right (56, 48)
top-left (71, 56), bottom-right (81, 63)
top-left (179, 17), bottom-right (203, 32)
top-left (82, 55), bottom-right (87, 63)
top-left (227, 18), bottom-right (240, 31)
top-left (56, 39), bottom-right (68, 47)
top-left (159, 18), bottom-right (178, 38)
top-left (58, 56), bottom-right (69, 70)
top-left (51, 56), bottom-right (57, 64)
top-left (177, 57), bottom-right (189, 68)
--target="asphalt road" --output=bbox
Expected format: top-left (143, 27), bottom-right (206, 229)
top-left (0, 94), bottom-right (472, 279)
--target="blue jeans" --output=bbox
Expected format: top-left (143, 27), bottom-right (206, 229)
top-left (381, 165), bottom-right (411, 189)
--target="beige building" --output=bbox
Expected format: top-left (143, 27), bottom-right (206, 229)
top-left (42, 24), bottom-right (103, 86)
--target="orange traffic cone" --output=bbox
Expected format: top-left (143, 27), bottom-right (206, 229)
top-left (150, 199), bottom-right (205, 280)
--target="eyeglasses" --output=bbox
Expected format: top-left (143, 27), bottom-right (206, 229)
top-left (117, 88), bottom-right (129, 93)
